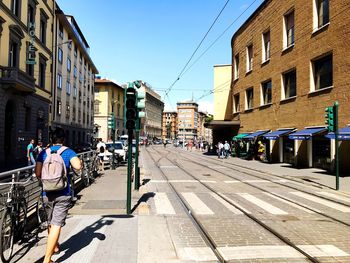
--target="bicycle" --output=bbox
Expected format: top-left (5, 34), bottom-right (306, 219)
top-left (0, 175), bottom-right (33, 263)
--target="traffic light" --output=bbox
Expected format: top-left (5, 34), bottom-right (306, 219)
top-left (108, 113), bottom-right (115, 129)
top-left (125, 83), bottom-right (137, 130)
top-left (325, 106), bottom-right (335, 132)
top-left (137, 91), bottom-right (146, 118)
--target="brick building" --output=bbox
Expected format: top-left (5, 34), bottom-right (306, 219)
top-left (162, 111), bottom-right (177, 140)
top-left (229, 0), bottom-right (350, 172)
top-left (177, 101), bottom-right (199, 142)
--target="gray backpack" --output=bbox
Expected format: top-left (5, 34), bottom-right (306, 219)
top-left (41, 146), bottom-right (68, 192)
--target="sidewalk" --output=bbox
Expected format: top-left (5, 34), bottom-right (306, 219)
top-left (16, 167), bottom-right (140, 263)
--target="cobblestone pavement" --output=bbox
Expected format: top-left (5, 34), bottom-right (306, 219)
top-left (140, 146), bottom-right (350, 262)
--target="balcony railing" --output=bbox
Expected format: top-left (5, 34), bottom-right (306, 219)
top-left (0, 66), bottom-right (35, 92)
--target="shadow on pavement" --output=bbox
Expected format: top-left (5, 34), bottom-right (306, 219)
top-left (131, 192), bottom-right (155, 213)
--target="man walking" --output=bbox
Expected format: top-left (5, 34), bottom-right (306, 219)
top-left (27, 139), bottom-right (36, 165)
top-left (224, 141), bottom-right (230, 158)
top-left (35, 128), bottom-right (82, 263)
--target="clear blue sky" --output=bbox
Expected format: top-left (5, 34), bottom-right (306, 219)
top-left (57, 0), bottom-right (264, 113)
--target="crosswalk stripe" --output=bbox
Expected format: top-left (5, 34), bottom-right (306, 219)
top-left (318, 191), bottom-right (350, 203)
top-left (263, 193), bottom-right (314, 213)
top-left (210, 193), bottom-right (243, 214)
top-left (291, 192), bottom-right (350, 212)
top-left (243, 179), bottom-right (269, 183)
top-left (217, 245), bottom-right (349, 260)
top-left (224, 180), bottom-right (240, 184)
top-left (182, 192), bottom-right (214, 215)
top-left (199, 180), bottom-right (217, 183)
top-left (237, 193), bottom-right (288, 215)
top-left (154, 193), bottom-right (176, 215)
top-left (220, 193), bottom-right (251, 214)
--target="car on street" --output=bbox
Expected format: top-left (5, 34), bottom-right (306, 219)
top-left (106, 142), bottom-right (126, 162)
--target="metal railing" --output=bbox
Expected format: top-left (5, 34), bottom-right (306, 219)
top-left (0, 150), bottom-right (98, 215)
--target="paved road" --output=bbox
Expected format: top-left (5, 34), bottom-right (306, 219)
top-left (9, 146), bottom-right (350, 262)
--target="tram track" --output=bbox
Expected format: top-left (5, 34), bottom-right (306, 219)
top-left (145, 146), bottom-right (323, 263)
top-left (177, 148), bottom-right (350, 212)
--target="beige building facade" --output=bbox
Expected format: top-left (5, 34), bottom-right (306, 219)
top-left (0, 0), bottom-right (54, 169)
top-left (162, 111), bottom-right (177, 140)
top-left (229, 0), bottom-right (350, 172)
top-left (177, 101), bottom-right (199, 142)
top-left (52, 6), bottom-right (98, 148)
top-left (94, 79), bottom-right (125, 142)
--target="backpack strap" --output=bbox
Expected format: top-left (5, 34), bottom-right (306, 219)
top-left (56, 146), bottom-right (68, 155)
top-left (45, 148), bottom-right (52, 156)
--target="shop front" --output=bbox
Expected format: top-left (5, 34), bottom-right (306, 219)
top-left (243, 130), bottom-right (270, 161)
top-left (232, 133), bottom-right (249, 157)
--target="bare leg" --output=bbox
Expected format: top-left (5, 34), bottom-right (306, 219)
top-left (43, 225), bottom-right (61, 263)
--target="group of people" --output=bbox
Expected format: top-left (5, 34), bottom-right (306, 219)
top-left (27, 139), bottom-right (45, 165)
top-left (217, 141), bottom-right (231, 158)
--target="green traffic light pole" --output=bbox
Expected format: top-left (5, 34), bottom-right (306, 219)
top-left (134, 118), bottom-right (140, 190)
top-left (126, 128), bottom-right (133, 214)
top-left (334, 101), bottom-right (339, 190)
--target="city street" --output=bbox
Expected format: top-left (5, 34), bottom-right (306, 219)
top-left (12, 145), bottom-right (350, 263)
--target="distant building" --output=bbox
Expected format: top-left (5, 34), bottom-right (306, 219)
top-left (177, 101), bottom-right (199, 142)
top-left (52, 6), bottom-right (98, 147)
top-left (162, 111), bottom-right (177, 139)
top-left (0, 0), bottom-right (55, 169)
top-left (139, 82), bottom-right (164, 139)
top-left (94, 79), bottom-right (125, 142)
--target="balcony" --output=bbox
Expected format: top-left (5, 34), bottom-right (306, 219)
top-left (0, 66), bottom-right (35, 93)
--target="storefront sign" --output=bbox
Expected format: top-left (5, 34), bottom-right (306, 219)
top-left (26, 23), bottom-right (36, 65)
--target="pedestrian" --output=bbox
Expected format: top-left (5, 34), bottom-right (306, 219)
top-left (27, 139), bottom-right (36, 165)
top-left (33, 141), bottom-right (44, 160)
top-left (224, 141), bottom-right (230, 158)
top-left (217, 141), bottom-right (224, 158)
top-left (35, 127), bottom-right (82, 263)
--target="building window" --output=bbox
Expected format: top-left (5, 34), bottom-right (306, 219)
top-left (66, 80), bottom-right (71, 95)
top-left (67, 58), bottom-right (71, 72)
top-left (261, 80), bottom-right (272, 105)
top-left (246, 44), bottom-right (253, 72)
top-left (233, 94), bottom-right (240, 113)
top-left (94, 101), bottom-right (100, 114)
top-left (234, 54), bottom-right (239, 80)
top-left (9, 41), bottom-right (19, 67)
top-left (38, 55), bottom-right (47, 89)
top-left (27, 2), bottom-right (36, 28)
top-left (58, 48), bottom-right (63, 64)
top-left (312, 54), bottom-right (332, 91)
top-left (74, 46), bottom-right (77, 57)
top-left (73, 66), bottom-right (77, 78)
top-left (57, 100), bottom-right (62, 115)
top-left (314, 0), bottom-right (329, 29)
top-left (59, 23), bottom-right (63, 39)
top-left (262, 30), bottom-right (270, 62)
top-left (245, 88), bottom-right (254, 110)
top-left (40, 10), bottom-right (48, 45)
top-left (68, 37), bottom-right (72, 49)
top-left (57, 73), bottom-right (62, 89)
top-left (66, 104), bottom-right (70, 119)
top-left (284, 11), bottom-right (295, 48)
top-left (11, 0), bottom-right (21, 17)
top-left (73, 84), bottom-right (77, 97)
top-left (282, 70), bottom-right (296, 99)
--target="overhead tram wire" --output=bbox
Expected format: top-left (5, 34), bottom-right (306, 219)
top-left (165, 0), bottom-right (231, 97)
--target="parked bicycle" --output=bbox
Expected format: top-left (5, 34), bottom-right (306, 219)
top-left (0, 175), bottom-right (33, 263)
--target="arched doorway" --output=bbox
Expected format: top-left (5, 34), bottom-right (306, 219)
top-left (4, 101), bottom-right (16, 164)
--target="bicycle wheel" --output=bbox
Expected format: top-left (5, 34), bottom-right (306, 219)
top-left (81, 167), bottom-right (90, 187)
top-left (0, 209), bottom-right (14, 263)
top-left (16, 201), bottom-right (27, 239)
top-left (36, 197), bottom-right (48, 229)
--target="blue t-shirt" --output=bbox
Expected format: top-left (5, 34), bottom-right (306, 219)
top-left (37, 145), bottom-right (77, 196)
top-left (27, 143), bottom-right (34, 157)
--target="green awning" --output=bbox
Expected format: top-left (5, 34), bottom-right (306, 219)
top-left (232, 133), bottom-right (249, 140)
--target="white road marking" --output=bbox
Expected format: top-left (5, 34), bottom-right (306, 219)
top-left (178, 247), bottom-right (217, 261)
top-left (199, 180), bottom-right (217, 183)
top-left (243, 179), bottom-right (269, 183)
top-left (263, 193), bottom-right (315, 213)
top-left (237, 193), bottom-right (288, 215)
top-left (150, 180), bottom-right (167, 183)
top-left (154, 193), bottom-right (176, 215)
top-left (318, 191), bottom-right (350, 203)
top-left (297, 245), bottom-right (349, 257)
top-left (52, 216), bottom-right (107, 263)
top-left (159, 165), bottom-right (178, 168)
top-left (224, 180), bottom-right (240, 184)
top-left (210, 193), bottom-right (243, 214)
top-left (218, 245), bottom-right (303, 260)
top-left (218, 245), bottom-right (349, 260)
top-left (181, 192), bottom-right (214, 215)
top-left (208, 166), bottom-right (229, 169)
top-left (171, 180), bottom-right (198, 183)
top-left (220, 193), bottom-right (251, 214)
top-left (291, 192), bottom-right (350, 212)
